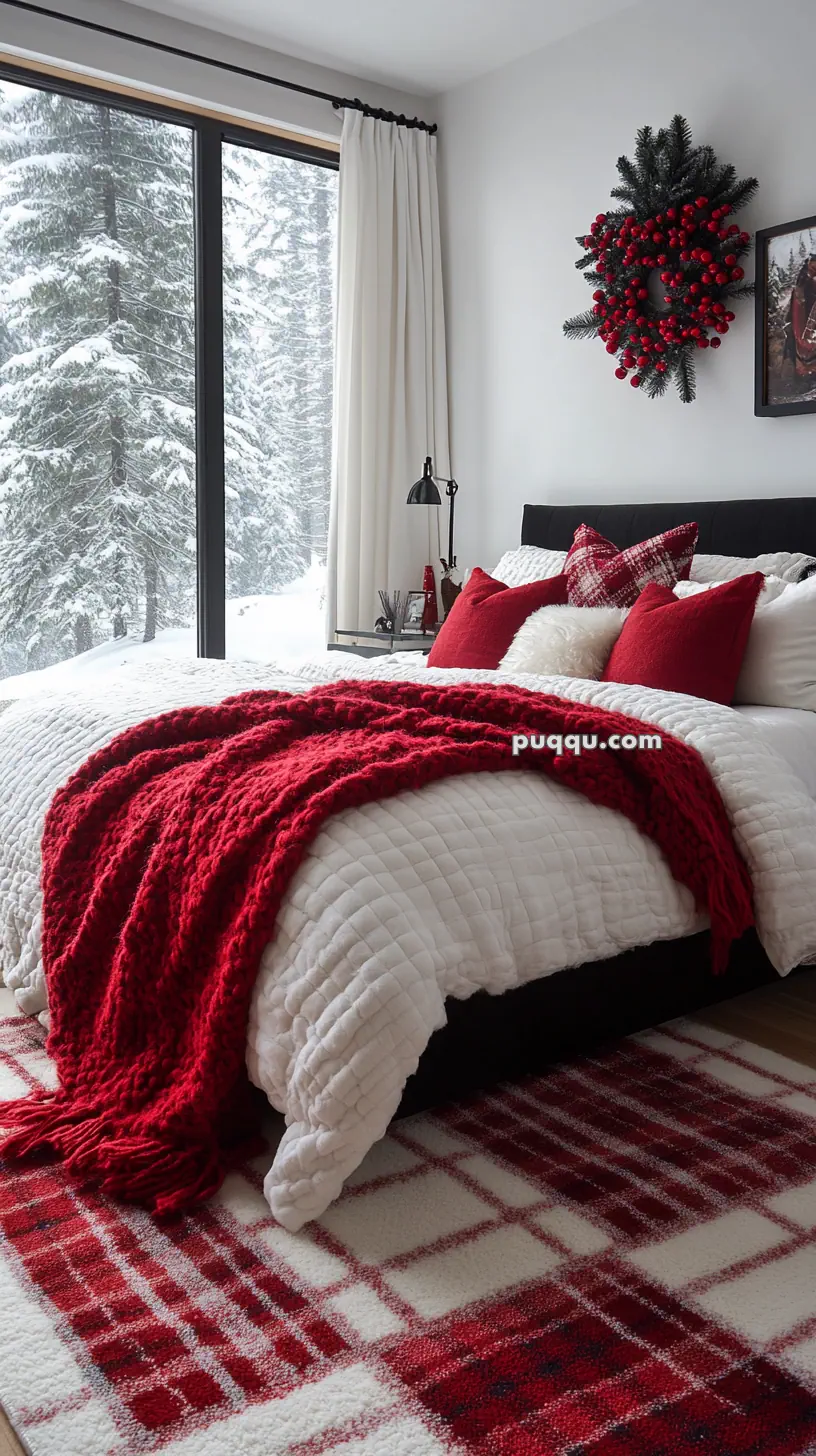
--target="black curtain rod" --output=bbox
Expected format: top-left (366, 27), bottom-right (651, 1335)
top-left (0, 0), bottom-right (438, 133)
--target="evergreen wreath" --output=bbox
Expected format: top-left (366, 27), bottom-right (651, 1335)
top-left (563, 116), bottom-right (758, 401)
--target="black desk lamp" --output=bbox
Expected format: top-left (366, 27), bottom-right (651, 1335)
top-left (407, 456), bottom-right (461, 614)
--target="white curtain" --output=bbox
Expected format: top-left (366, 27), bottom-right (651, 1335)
top-left (327, 108), bottom-right (451, 636)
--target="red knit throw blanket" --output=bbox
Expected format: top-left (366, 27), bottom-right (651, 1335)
top-left (0, 680), bottom-right (753, 1215)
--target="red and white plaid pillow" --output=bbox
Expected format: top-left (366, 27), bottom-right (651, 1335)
top-left (565, 521), bottom-right (698, 608)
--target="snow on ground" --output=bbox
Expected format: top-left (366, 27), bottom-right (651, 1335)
top-left (226, 559), bottom-right (329, 661)
top-left (0, 561), bottom-right (332, 700)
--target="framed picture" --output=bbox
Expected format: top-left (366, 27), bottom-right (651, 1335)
top-left (755, 214), bottom-right (816, 416)
top-left (403, 590), bottom-right (426, 631)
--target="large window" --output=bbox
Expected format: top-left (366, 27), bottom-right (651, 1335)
top-left (0, 66), bottom-right (338, 690)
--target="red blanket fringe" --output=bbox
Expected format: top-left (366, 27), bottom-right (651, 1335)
top-left (0, 681), bottom-right (754, 1214)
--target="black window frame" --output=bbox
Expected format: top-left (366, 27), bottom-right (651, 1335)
top-left (0, 59), bottom-right (339, 659)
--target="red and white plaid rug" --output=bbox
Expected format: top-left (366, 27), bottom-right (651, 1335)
top-left (3, 994), bottom-right (816, 1455)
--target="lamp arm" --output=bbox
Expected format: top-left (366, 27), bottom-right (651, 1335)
top-left (445, 479), bottom-right (458, 571)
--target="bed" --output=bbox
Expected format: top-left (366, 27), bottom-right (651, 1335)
top-left (2, 495), bottom-right (816, 1230)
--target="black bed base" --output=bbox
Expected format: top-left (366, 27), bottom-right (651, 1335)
top-left (396, 929), bottom-right (776, 1118)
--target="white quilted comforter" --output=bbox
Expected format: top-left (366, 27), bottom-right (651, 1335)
top-left (2, 653), bottom-right (816, 1231)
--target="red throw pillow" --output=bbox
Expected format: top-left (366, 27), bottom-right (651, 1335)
top-left (566, 521), bottom-right (698, 607)
top-left (602, 574), bottom-right (764, 703)
top-left (427, 568), bottom-right (568, 670)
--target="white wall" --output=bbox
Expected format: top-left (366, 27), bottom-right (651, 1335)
top-left (436, 0), bottom-right (816, 572)
top-left (0, 0), bottom-right (430, 142)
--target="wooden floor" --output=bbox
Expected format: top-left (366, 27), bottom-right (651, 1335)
top-left (0, 1412), bottom-right (16, 1456)
top-left (0, 1409), bottom-right (21, 1456)
top-left (694, 965), bottom-right (816, 1070)
top-left (0, 1413), bottom-right (20, 1456)
top-left (3, 969), bottom-right (816, 1456)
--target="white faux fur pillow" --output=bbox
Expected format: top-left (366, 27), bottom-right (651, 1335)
top-left (500, 605), bottom-right (626, 678)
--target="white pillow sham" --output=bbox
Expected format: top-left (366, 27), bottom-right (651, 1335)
top-left (691, 550), bottom-right (816, 585)
top-left (734, 574), bottom-right (816, 711)
top-left (492, 545), bottom-right (567, 587)
top-left (500, 604), bottom-right (626, 679)
top-left (494, 545), bottom-right (815, 589)
top-left (675, 575), bottom-right (789, 606)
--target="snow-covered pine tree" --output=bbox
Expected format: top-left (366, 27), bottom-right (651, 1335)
top-left (309, 164), bottom-right (337, 561)
top-left (222, 142), bottom-right (304, 602)
top-left (235, 149), bottom-right (337, 583)
top-left (0, 81), bottom-right (197, 670)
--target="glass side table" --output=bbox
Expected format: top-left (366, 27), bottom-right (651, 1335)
top-left (329, 629), bottom-right (438, 658)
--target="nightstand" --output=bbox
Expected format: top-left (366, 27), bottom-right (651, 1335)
top-left (328, 629), bottom-right (437, 658)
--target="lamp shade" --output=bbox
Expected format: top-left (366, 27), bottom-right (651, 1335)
top-left (407, 456), bottom-right (442, 506)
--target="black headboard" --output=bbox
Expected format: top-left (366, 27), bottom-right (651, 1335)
top-left (522, 498), bottom-right (816, 559)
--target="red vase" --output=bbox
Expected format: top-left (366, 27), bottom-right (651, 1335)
top-left (421, 564), bottom-right (438, 631)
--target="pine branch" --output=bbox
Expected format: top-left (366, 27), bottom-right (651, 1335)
top-left (675, 350), bottom-right (696, 404)
top-left (614, 155), bottom-right (642, 199)
top-left (609, 184), bottom-right (637, 207)
top-left (634, 125), bottom-right (655, 178)
top-left (645, 370), bottom-right (669, 399)
top-left (728, 283), bottom-right (756, 299)
top-left (711, 163), bottom-right (737, 197)
top-left (723, 177), bottom-right (759, 211)
top-left (563, 310), bottom-right (601, 340)
top-left (694, 144), bottom-right (717, 177)
top-left (667, 114), bottom-right (692, 171)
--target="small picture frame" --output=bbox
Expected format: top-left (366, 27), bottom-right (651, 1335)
top-left (755, 213), bottom-right (816, 416)
top-left (403, 591), bottom-right (426, 631)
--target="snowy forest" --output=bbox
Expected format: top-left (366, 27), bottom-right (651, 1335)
top-left (765, 226), bottom-right (816, 403)
top-left (767, 228), bottom-right (816, 331)
top-left (0, 80), bottom-right (337, 681)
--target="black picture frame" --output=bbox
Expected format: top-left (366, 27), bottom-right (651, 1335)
top-left (755, 213), bottom-right (816, 417)
top-left (403, 591), bottom-right (427, 631)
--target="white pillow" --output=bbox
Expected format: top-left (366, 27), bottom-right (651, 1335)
top-left (691, 550), bottom-right (815, 585)
top-left (675, 575), bottom-right (789, 606)
top-left (734, 575), bottom-right (816, 710)
top-left (500, 605), bottom-right (626, 679)
top-left (492, 545), bottom-right (567, 587)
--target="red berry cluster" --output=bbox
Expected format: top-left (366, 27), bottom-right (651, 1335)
top-left (583, 197), bottom-right (750, 388)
